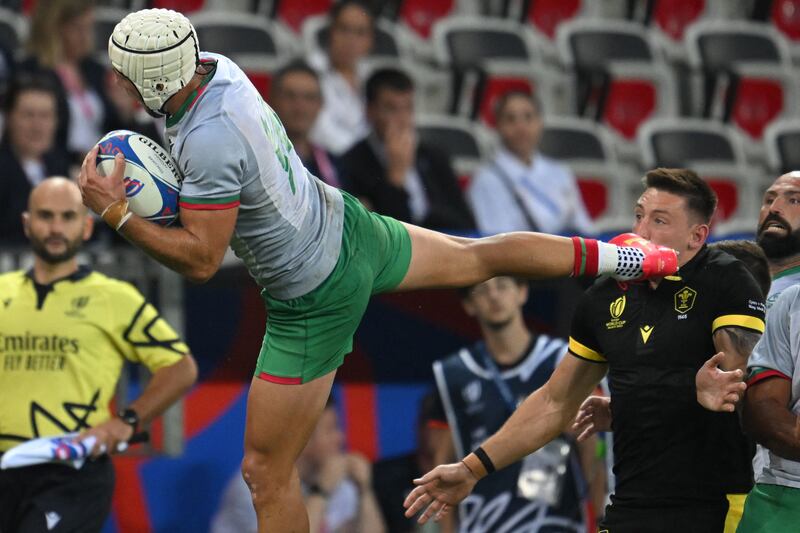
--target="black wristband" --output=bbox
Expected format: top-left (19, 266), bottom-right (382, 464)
top-left (474, 446), bottom-right (496, 474)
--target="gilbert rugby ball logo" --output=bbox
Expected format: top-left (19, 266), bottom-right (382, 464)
top-left (124, 177), bottom-right (144, 197)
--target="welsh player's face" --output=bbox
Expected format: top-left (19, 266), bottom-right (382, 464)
top-left (757, 173), bottom-right (800, 260)
top-left (633, 188), bottom-right (705, 264)
top-left (24, 193), bottom-right (92, 265)
top-left (463, 277), bottom-right (527, 330)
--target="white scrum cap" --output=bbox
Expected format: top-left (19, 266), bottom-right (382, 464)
top-left (108, 9), bottom-right (199, 116)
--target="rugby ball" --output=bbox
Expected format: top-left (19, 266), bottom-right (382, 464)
top-left (95, 130), bottom-right (182, 225)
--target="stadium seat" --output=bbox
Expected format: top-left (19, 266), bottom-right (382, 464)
top-left (652, 0), bottom-right (707, 42)
top-left (526, 0), bottom-right (583, 40)
top-left (691, 163), bottom-right (761, 236)
top-left (415, 114), bottom-right (492, 189)
top-left (0, 7), bottom-right (26, 56)
top-left (557, 19), bottom-right (677, 148)
top-left (764, 119), bottom-right (800, 173)
top-left (538, 117), bottom-right (631, 232)
top-left (433, 17), bottom-right (570, 123)
top-left (190, 12), bottom-right (298, 63)
top-left (686, 21), bottom-right (794, 157)
top-left (770, 0), bottom-right (800, 58)
top-left (638, 117), bottom-right (746, 169)
top-left (273, 0), bottom-right (332, 34)
top-left (398, 0), bottom-right (456, 39)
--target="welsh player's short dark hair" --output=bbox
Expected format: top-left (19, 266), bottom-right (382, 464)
top-left (643, 168), bottom-right (718, 224)
top-left (366, 68), bottom-right (414, 104)
top-left (711, 240), bottom-right (771, 298)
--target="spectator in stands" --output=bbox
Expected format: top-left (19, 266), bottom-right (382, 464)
top-left (211, 397), bottom-right (387, 533)
top-left (373, 392), bottom-right (453, 533)
top-left (309, 0), bottom-right (373, 155)
top-left (469, 91), bottom-right (593, 236)
top-left (0, 74), bottom-right (69, 245)
top-left (20, 0), bottom-right (121, 160)
top-left (270, 60), bottom-right (343, 188)
top-left (341, 68), bottom-right (475, 231)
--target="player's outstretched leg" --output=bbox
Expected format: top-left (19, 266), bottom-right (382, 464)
top-left (241, 371), bottom-right (336, 533)
top-left (395, 226), bottom-right (676, 291)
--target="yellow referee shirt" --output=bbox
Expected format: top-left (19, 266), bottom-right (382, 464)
top-left (0, 267), bottom-right (188, 452)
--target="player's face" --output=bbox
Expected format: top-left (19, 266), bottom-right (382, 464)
top-left (302, 407), bottom-right (344, 463)
top-left (60, 8), bottom-right (94, 61)
top-left (271, 72), bottom-right (322, 139)
top-left (369, 88), bottom-right (414, 140)
top-left (7, 90), bottom-right (57, 159)
top-left (24, 184), bottom-right (93, 265)
top-left (496, 96), bottom-right (542, 161)
top-left (328, 4), bottom-right (373, 68)
top-left (633, 188), bottom-right (707, 265)
top-left (757, 173), bottom-right (800, 260)
top-left (463, 277), bottom-right (527, 330)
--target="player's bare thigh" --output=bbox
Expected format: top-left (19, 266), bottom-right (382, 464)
top-left (244, 370), bottom-right (336, 465)
top-left (395, 223), bottom-right (574, 291)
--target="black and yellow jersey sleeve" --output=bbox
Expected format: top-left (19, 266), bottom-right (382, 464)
top-left (107, 281), bottom-right (188, 372)
top-left (568, 291), bottom-right (607, 364)
top-left (710, 259), bottom-right (766, 335)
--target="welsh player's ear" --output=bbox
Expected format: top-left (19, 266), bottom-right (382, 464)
top-left (688, 221), bottom-right (710, 250)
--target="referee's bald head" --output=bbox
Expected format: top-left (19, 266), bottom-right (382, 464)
top-left (28, 177), bottom-right (87, 213)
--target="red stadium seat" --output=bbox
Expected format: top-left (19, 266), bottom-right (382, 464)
top-left (527, 0), bottom-right (581, 40)
top-left (652, 0), bottom-right (705, 42)
top-left (152, 0), bottom-right (205, 13)
top-left (277, 0), bottom-right (332, 34)
top-left (771, 0), bottom-right (800, 41)
top-left (244, 70), bottom-right (272, 98)
top-left (706, 178), bottom-right (738, 222)
top-left (399, 0), bottom-right (455, 39)
top-left (603, 78), bottom-right (658, 140)
top-left (576, 177), bottom-right (609, 220)
top-left (731, 76), bottom-right (786, 139)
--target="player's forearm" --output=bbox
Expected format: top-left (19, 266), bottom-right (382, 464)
top-left (475, 384), bottom-right (577, 472)
top-left (117, 215), bottom-right (222, 283)
top-left (744, 398), bottom-right (800, 462)
top-left (128, 356), bottom-right (198, 425)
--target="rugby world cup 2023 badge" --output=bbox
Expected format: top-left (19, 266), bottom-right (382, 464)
top-left (606, 295), bottom-right (626, 330)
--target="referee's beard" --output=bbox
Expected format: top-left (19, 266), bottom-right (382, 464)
top-left (30, 233), bottom-right (83, 265)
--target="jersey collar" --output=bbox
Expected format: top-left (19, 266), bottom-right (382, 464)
top-left (25, 265), bottom-right (92, 286)
top-left (165, 59), bottom-right (218, 129)
top-left (773, 265), bottom-right (800, 281)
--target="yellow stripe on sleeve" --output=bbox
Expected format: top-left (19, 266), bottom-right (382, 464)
top-left (568, 337), bottom-right (607, 363)
top-left (712, 314), bottom-right (766, 334)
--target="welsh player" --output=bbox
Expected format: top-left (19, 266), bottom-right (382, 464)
top-left (77, 9), bottom-right (677, 532)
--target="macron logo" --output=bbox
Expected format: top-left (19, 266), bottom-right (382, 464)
top-left (45, 511), bottom-right (61, 530)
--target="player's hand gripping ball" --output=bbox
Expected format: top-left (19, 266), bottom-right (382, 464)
top-left (95, 130), bottom-right (183, 225)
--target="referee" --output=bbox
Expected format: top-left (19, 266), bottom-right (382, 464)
top-left (0, 178), bottom-right (198, 532)
top-left (404, 169), bottom-right (766, 533)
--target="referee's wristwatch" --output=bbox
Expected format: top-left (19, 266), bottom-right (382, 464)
top-left (117, 408), bottom-right (140, 433)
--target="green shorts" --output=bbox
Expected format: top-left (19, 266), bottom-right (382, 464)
top-left (255, 192), bottom-right (412, 384)
top-left (737, 483), bottom-right (800, 532)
